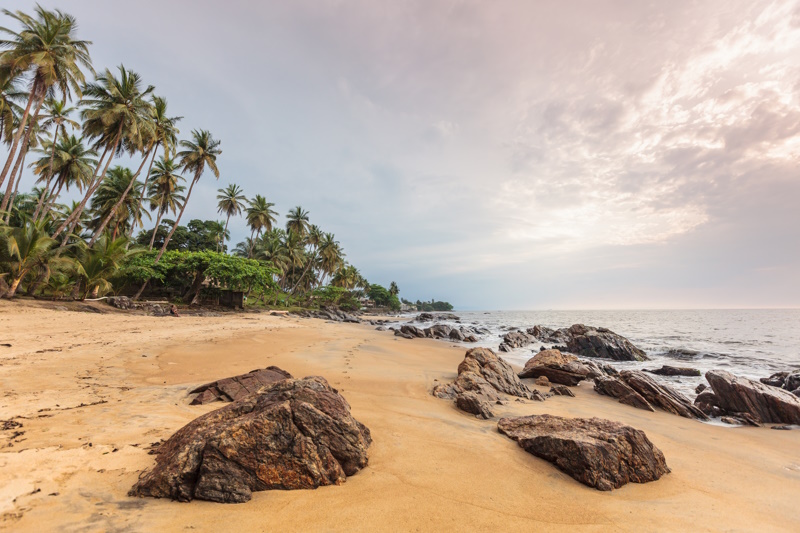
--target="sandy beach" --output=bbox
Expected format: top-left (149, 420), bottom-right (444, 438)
top-left (1, 300), bottom-right (799, 532)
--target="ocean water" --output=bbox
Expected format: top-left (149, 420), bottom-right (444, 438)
top-left (407, 309), bottom-right (800, 397)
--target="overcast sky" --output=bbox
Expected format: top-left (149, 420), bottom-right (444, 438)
top-left (8, 0), bottom-right (800, 309)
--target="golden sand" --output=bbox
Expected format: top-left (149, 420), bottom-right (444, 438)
top-left (1, 300), bottom-right (799, 532)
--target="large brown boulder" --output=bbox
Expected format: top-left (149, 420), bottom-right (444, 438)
top-left (433, 348), bottom-right (544, 417)
top-left (564, 324), bottom-right (648, 361)
top-left (619, 371), bottom-right (707, 420)
top-left (130, 377), bottom-right (371, 503)
top-left (593, 375), bottom-right (654, 412)
top-left (497, 414), bottom-right (669, 491)
top-left (499, 330), bottom-right (535, 351)
top-left (706, 370), bottom-right (800, 425)
top-left (189, 367), bottom-right (293, 405)
top-left (518, 349), bottom-right (600, 386)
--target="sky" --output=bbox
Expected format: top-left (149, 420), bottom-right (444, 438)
top-left (6, 0), bottom-right (800, 309)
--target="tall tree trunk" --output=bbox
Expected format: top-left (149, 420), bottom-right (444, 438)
top-left (88, 146), bottom-right (152, 247)
top-left (32, 124), bottom-right (62, 221)
top-left (155, 174), bottom-right (198, 263)
top-left (220, 215), bottom-right (230, 253)
top-left (148, 208), bottom-right (164, 250)
top-left (53, 122), bottom-right (123, 240)
top-left (40, 178), bottom-right (65, 221)
top-left (0, 79), bottom-right (40, 190)
top-left (291, 249), bottom-right (319, 295)
top-left (4, 148), bottom-right (28, 224)
top-left (130, 143), bottom-right (159, 234)
top-left (5, 274), bottom-right (24, 299)
top-left (1, 94), bottom-right (44, 213)
top-left (248, 227), bottom-right (256, 258)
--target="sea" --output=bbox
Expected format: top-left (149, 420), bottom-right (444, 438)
top-left (404, 309), bottom-right (800, 398)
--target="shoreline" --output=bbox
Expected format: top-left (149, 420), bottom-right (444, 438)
top-left (1, 300), bottom-right (799, 531)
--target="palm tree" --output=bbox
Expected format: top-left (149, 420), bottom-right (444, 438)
top-left (31, 98), bottom-right (78, 220)
top-left (0, 219), bottom-right (58, 297)
top-left (146, 157), bottom-right (185, 249)
top-left (244, 194), bottom-right (278, 257)
top-left (0, 71), bottom-right (25, 145)
top-left (215, 183), bottom-right (246, 252)
top-left (3, 119), bottom-right (42, 223)
top-left (34, 134), bottom-right (97, 221)
top-left (318, 232), bottom-right (344, 287)
top-left (89, 166), bottom-right (148, 240)
top-left (0, 6), bottom-right (92, 191)
top-left (73, 234), bottom-right (138, 299)
top-left (53, 65), bottom-right (154, 240)
top-left (130, 95), bottom-right (180, 234)
top-left (156, 129), bottom-right (221, 261)
top-left (290, 224), bottom-right (323, 294)
top-left (286, 206), bottom-right (310, 237)
top-left (389, 281), bottom-right (399, 296)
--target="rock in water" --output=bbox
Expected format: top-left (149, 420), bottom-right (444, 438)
top-left (644, 365), bottom-right (701, 377)
top-left (564, 324), bottom-right (648, 361)
top-left (706, 370), bottom-right (800, 425)
top-left (518, 349), bottom-right (600, 386)
top-left (497, 414), bottom-right (669, 491)
top-left (130, 377), bottom-right (371, 503)
top-left (189, 367), bottom-right (293, 405)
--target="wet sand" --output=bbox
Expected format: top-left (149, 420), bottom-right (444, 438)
top-left (1, 300), bottom-right (799, 532)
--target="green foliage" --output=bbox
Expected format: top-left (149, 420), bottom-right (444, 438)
top-left (312, 285), bottom-right (361, 311)
top-left (137, 219), bottom-right (227, 252)
top-left (368, 283), bottom-right (401, 311)
top-left (416, 299), bottom-right (454, 312)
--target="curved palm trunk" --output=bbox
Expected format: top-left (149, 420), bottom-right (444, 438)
top-left (32, 124), bottom-right (62, 222)
top-left (220, 215), bottom-right (231, 253)
top-left (0, 80), bottom-right (40, 189)
top-left (247, 227), bottom-right (256, 258)
top-left (290, 248), bottom-right (319, 295)
top-left (40, 178), bottom-right (65, 221)
top-left (155, 174), bottom-right (198, 262)
top-left (53, 122), bottom-right (122, 240)
top-left (4, 149), bottom-right (28, 224)
top-left (88, 146), bottom-right (153, 246)
top-left (148, 208), bottom-right (164, 250)
top-left (130, 144), bottom-right (159, 234)
top-left (1, 95), bottom-right (44, 213)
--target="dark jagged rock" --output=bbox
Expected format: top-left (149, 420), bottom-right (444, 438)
top-left (619, 371), bottom-right (707, 420)
top-left (190, 367), bottom-right (294, 405)
top-left (424, 324), bottom-right (452, 339)
top-left (549, 385), bottom-right (575, 397)
top-left (645, 365), bottom-right (701, 377)
top-left (432, 348), bottom-right (545, 417)
top-left (706, 370), bottom-right (800, 425)
top-left (449, 328), bottom-right (466, 341)
top-left (130, 377), bottom-right (371, 503)
top-left (414, 312), bottom-right (460, 322)
top-left (594, 375), bottom-right (654, 411)
top-left (497, 414), bottom-right (669, 491)
top-left (456, 392), bottom-right (495, 419)
top-left (695, 383), bottom-right (707, 394)
top-left (399, 325), bottom-right (426, 338)
top-left (518, 349), bottom-right (600, 386)
top-left (760, 370), bottom-right (800, 393)
top-left (463, 335), bottom-right (479, 343)
top-left (393, 330), bottom-right (415, 340)
top-left (525, 325), bottom-right (567, 343)
top-left (564, 325), bottom-right (648, 361)
top-left (499, 330), bottom-right (535, 351)
top-left (693, 389), bottom-right (724, 417)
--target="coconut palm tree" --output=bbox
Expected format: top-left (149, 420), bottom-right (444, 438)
top-left (286, 206), bottom-right (310, 237)
top-left (244, 194), bottom-right (277, 257)
top-left (130, 95), bottom-right (180, 234)
top-left (145, 157), bottom-right (185, 250)
top-left (0, 71), bottom-right (25, 145)
top-left (88, 166), bottom-right (148, 240)
top-left (0, 219), bottom-right (58, 297)
top-left (216, 183), bottom-right (245, 251)
top-left (73, 234), bottom-right (138, 299)
top-left (0, 6), bottom-right (92, 191)
top-left (389, 281), bottom-right (399, 296)
top-left (290, 224), bottom-right (323, 294)
top-left (3, 120), bottom-right (42, 223)
top-left (318, 233), bottom-right (344, 287)
top-left (34, 134), bottom-right (96, 221)
top-left (155, 129), bottom-right (221, 261)
top-left (30, 98), bottom-right (78, 220)
top-left (53, 65), bottom-right (154, 240)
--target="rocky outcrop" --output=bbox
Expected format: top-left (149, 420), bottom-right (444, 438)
top-left (706, 370), bottom-right (800, 425)
top-left (498, 330), bottom-right (535, 351)
top-left (549, 385), bottom-right (575, 397)
top-left (526, 324), bottom-right (647, 361)
top-left (497, 414), bottom-right (669, 491)
top-left (414, 312), bottom-right (460, 322)
top-left (189, 367), bottom-right (293, 405)
top-left (432, 348), bottom-right (544, 417)
top-left (424, 324), bottom-right (452, 339)
top-left (294, 307), bottom-right (362, 323)
top-left (593, 375), bottom-right (654, 412)
top-left (693, 389), bottom-right (724, 417)
top-left (644, 365), bottom-right (701, 377)
top-left (130, 377), bottom-right (371, 503)
top-left (455, 392), bottom-right (495, 419)
top-left (518, 349), bottom-right (601, 386)
top-left (106, 296), bottom-right (169, 316)
top-left (399, 325), bottom-right (426, 338)
top-left (760, 370), bottom-right (800, 396)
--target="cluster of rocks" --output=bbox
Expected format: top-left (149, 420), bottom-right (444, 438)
top-left (293, 307), bottom-right (362, 323)
top-left (760, 370), bottom-right (800, 397)
top-left (498, 414), bottom-right (670, 491)
top-left (694, 370), bottom-right (800, 425)
top-left (500, 324), bottom-right (648, 362)
top-left (131, 375), bottom-right (371, 503)
top-left (413, 312), bottom-right (460, 322)
top-left (106, 296), bottom-right (170, 316)
top-left (517, 349), bottom-right (607, 386)
top-left (432, 348), bottom-right (544, 419)
top-left (594, 370), bottom-right (707, 419)
top-left (392, 324), bottom-right (479, 343)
